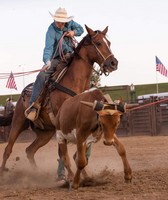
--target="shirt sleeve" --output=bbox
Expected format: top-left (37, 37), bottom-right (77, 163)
top-left (68, 20), bottom-right (84, 36)
top-left (43, 25), bottom-right (56, 64)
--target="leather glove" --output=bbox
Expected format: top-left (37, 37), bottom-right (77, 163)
top-left (65, 31), bottom-right (75, 38)
top-left (42, 60), bottom-right (51, 72)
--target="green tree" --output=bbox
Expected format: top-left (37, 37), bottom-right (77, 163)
top-left (91, 67), bottom-right (101, 87)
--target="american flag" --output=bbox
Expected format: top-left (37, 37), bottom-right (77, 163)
top-left (6, 71), bottom-right (17, 90)
top-left (156, 56), bottom-right (168, 77)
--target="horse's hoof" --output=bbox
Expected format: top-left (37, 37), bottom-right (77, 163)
top-left (72, 182), bottom-right (79, 190)
top-left (4, 167), bottom-right (9, 172)
top-left (0, 167), bottom-right (9, 175)
top-left (124, 175), bottom-right (132, 183)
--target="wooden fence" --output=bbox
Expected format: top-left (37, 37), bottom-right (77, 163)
top-left (117, 97), bottom-right (168, 136)
top-left (1, 97), bottom-right (168, 142)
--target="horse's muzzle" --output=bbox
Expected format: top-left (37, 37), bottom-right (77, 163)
top-left (111, 57), bottom-right (118, 71)
top-left (104, 57), bottom-right (118, 73)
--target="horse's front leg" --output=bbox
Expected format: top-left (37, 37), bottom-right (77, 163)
top-left (113, 134), bottom-right (132, 182)
top-left (0, 119), bottom-right (28, 173)
top-left (58, 143), bottom-right (74, 182)
top-left (73, 139), bottom-right (87, 189)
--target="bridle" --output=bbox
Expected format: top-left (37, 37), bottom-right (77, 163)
top-left (55, 31), bottom-right (114, 76)
top-left (92, 41), bottom-right (113, 66)
top-left (91, 31), bottom-right (113, 63)
top-left (91, 31), bottom-right (113, 75)
top-left (73, 32), bottom-right (114, 76)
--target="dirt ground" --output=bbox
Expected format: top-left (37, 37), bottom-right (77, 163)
top-left (0, 134), bottom-right (168, 200)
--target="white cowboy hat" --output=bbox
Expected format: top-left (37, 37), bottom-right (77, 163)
top-left (49, 7), bottom-right (74, 23)
top-left (6, 97), bottom-right (11, 102)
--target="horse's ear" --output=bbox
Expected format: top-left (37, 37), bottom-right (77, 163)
top-left (102, 26), bottom-right (108, 35)
top-left (85, 24), bottom-right (95, 36)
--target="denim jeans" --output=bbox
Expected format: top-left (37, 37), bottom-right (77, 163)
top-left (56, 144), bottom-right (92, 178)
top-left (57, 159), bottom-right (65, 178)
top-left (29, 59), bottom-right (59, 105)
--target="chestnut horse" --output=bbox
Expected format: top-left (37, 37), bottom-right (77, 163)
top-left (0, 25), bottom-right (118, 172)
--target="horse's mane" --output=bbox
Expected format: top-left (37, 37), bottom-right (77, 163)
top-left (69, 30), bottom-right (101, 63)
top-left (66, 34), bottom-right (91, 64)
top-left (75, 34), bottom-right (90, 52)
top-left (75, 30), bottom-right (101, 53)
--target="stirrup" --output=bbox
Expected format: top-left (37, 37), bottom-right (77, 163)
top-left (24, 102), bottom-right (41, 121)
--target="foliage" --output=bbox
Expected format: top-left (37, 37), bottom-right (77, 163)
top-left (101, 82), bottom-right (168, 102)
top-left (0, 94), bottom-right (19, 107)
top-left (0, 82), bottom-right (168, 106)
top-left (91, 67), bottom-right (101, 87)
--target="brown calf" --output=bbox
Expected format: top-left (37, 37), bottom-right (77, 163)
top-left (56, 89), bottom-right (132, 189)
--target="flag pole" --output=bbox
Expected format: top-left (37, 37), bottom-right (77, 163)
top-left (10, 89), bottom-right (13, 100)
top-left (155, 56), bottom-right (168, 93)
top-left (156, 71), bottom-right (159, 93)
top-left (155, 55), bottom-right (159, 94)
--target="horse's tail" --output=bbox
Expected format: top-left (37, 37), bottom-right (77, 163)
top-left (0, 112), bottom-right (14, 126)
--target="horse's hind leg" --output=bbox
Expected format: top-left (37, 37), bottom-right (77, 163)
top-left (113, 134), bottom-right (132, 182)
top-left (25, 129), bottom-right (55, 168)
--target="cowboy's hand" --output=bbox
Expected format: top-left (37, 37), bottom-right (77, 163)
top-left (65, 31), bottom-right (75, 38)
top-left (42, 60), bottom-right (51, 71)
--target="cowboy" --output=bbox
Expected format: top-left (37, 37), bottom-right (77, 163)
top-left (130, 83), bottom-right (136, 102)
top-left (4, 98), bottom-right (14, 116)
top-left (4, 98), bottom-right (14, 141)
top-left (26, 7), bottom-right (84, 121)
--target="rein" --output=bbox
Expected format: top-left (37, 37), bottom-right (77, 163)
top-left (73, 47), bottom-right (104, 77)
top-left (49, 33), bottom-right (80, 96)
top-left (52, 32), bottom-right (78, 63)
top-left (52, 32), bottom-right (68, 62)
top-left (49, 30), bottom-right (112, 96)
top-left (56, 31), bottom-right (112, 76)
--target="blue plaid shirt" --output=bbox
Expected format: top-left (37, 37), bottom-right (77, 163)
top-left (43, 20), bottom-right (84, 64)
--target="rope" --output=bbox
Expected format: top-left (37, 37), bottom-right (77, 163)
top-left (129, 97), bottom-right (168, 111)
top-left (0, 69), bottom-right (41, 79)
top-left (52, 32), bottom-right (76, 63)
top-left (54, 32), bottom-right (67, 62)
top-left (0, 33), bottom-right (78, 80)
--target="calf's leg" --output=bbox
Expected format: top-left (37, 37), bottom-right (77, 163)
top-left (73, 143), bottom-right (92, 179)
top-left (113, 134), bottom-right (132, 182)
top-left (73, 138), bottom-right (87, 189)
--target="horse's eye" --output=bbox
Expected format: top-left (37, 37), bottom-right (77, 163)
top-left (96, 42), bottom-right (101, 46)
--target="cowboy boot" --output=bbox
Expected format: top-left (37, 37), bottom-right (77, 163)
top-left (25, 102), bottom-right (41, 121)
